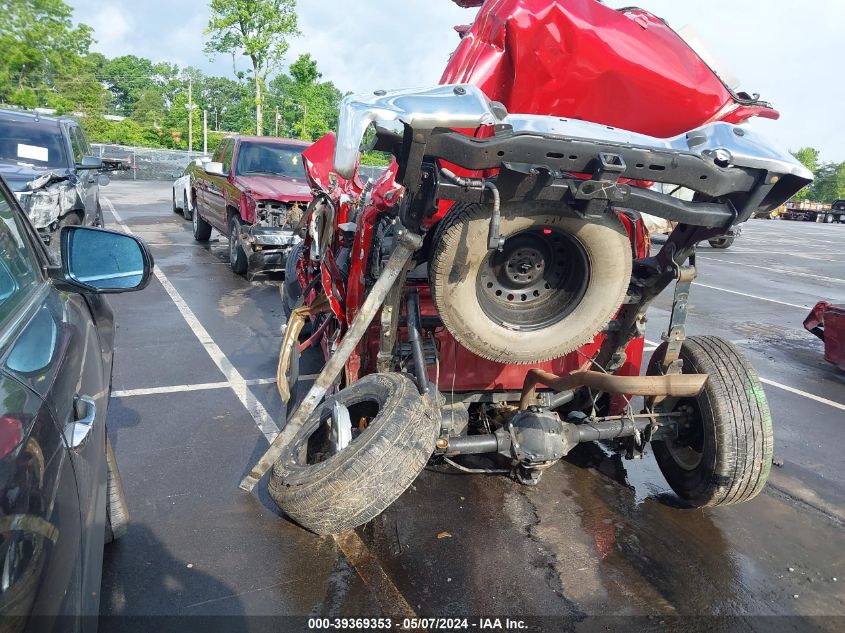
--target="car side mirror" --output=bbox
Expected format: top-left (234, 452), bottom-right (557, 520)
top-left (76, 156), bottom-right (104, 171)
top-left (49, 226), bottom-right (154, 294)
top-left (204, 161), bottom-right (225, 176)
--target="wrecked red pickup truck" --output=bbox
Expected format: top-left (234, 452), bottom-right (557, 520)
top-left (192, 135), bottom-right (311, 278)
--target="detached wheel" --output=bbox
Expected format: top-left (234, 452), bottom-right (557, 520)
top-left (429, 202), bottom-right (632, 364)
top-left (648, 336), bottom-right (773, 507)
top-left (193, 206), bottom-right (212, 242)
top-left (269, 373), bottom-right (439, 535)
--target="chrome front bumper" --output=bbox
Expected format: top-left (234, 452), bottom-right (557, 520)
top-left (333, 85), bottom-right (812, 225)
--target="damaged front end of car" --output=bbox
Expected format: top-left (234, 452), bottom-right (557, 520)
top-left (238, 199), bottom-right (305, 280)
top-left (15, 173), bottom-right (83, 244)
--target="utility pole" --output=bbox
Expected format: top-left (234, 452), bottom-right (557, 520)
top-left (203, 110), bottom-right (208, 155)
top-left (301, 102), bottom-right (308, 141)
top-left (188, 77), bottom-right (193, 152)
top-left (275, 108), bottom-right (280, 137)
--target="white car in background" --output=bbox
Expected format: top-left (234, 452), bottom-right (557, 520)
top-left (172, 157), bottom-right (209, 220)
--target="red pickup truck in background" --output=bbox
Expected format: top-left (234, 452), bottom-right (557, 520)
top-left (192, 135), bottom-right (311, 278)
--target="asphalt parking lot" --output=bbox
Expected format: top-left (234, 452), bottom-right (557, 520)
top-left (97, 181), bottom-right (844, 628)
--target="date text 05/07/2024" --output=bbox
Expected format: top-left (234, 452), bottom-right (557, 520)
top-left (307, 617), bottom-right (528, 631)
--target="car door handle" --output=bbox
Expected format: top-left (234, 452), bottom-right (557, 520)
top-left (64, 396), bottom-right (96, 449)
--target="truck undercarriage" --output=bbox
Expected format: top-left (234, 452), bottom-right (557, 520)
top-left (235, 84), bottom-right (811, 535)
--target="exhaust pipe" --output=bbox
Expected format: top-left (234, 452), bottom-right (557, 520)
top-left (519, 364), bottom-right (708, 411)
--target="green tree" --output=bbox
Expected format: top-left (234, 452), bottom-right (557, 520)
top-left (811, 161), bottom-right (845, 203)
top-left (790, 147), bottom-right (819, 202)
top-left (269, 54), bottom-right (342, 140)
top-left (204, 0), bottom-right (299, 136)
top-left (102, 55), bottom-right (157, 115)
top-left (0, 0), bottom-right (105, 112)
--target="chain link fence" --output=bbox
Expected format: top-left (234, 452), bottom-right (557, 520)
top-left (92, 144), bottom-right (208, 181)
top-left (93, 143), bottom-right (388, 183)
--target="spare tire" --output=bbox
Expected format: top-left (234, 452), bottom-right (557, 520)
top-left (429, 202), bottom-right (632, 364)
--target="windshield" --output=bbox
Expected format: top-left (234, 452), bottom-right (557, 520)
top-left (235, 142), bottom-right (306, 179)
top-left (0, 120), bottom-right (68, 170)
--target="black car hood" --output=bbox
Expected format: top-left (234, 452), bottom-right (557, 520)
top-left (0, 163), bottom-right (71, 192)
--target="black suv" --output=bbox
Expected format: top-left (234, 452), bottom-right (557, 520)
top-left (0, 109), bottom-right (110, 245)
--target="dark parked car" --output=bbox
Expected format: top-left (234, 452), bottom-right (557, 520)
top-left (192, 136), bottom-right (310, 278)
top-left (0, 109), bottom-right (118, 248)
top-left (0, 174), bottom-right (153, 630)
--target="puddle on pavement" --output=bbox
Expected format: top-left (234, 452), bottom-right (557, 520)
top-left (360, 445), bottom-right (845, 622)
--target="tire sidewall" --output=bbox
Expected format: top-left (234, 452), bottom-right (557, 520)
top-left (273, 373), bottom-right (433, 489)
top-left (650, 337), bottom-right (773, 506)
top-left (431, 206), bottom-right (632, 363)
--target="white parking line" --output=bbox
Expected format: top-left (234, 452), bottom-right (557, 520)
top-left (698, 256), bottom-right (845, 285)
top-left (105, 199), bottom-right (280, 440)
top-left (112, 378), bottom-right (277, 399)
top-left (644, 340), bottom-right (845, 411)
top-left (759, 378), bottom-right (845, 412)
top-left (693, 283), bottom-right (809, 309)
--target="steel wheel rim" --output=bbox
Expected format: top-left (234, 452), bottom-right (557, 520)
top-left (666, 401), bottom-right (705, 471)
top-left (476, 227), bottom-right (590, 331)
top-left (291, 397), bottom-right (381, 466)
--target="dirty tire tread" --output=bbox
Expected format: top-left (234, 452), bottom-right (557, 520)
top-left (104, 435), bottom-right (129, 543)
top-left (651, 336), bottom-right (773, 507)
top-left (429, 202), bottom-right (632, 364)
top-left (269, 373), bottom-right (438, 535)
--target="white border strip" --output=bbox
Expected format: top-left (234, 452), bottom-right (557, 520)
top-left (698, 256), bottom-right (845, 285)
top-left (105, 200), bottom-right (280, 440)
top-left (693, 283), bottom-right (809, 309)
top-left (112, 377), bottom-right (277, 399)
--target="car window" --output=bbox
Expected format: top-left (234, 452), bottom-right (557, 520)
top-left (0, 119), bottom-right (68, 170)
top-left (0, 188), bottom-right (44, 330)
top-left (68, 126), bottom-right (89, 163)
top-left (235, 142), bottom-right (306, 179)
top-left (212, 140), bottom-right (228, 163)
top-left (222, 142), bottom-right (235, 175)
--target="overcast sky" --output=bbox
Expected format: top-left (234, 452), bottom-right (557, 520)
top-left (68, 0), bottom-right (844, 161)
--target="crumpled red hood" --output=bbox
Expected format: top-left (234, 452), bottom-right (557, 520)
top-left (442, 0), bottom-right (766, 137)
top-left (235, 174), bottom-right (312, 202)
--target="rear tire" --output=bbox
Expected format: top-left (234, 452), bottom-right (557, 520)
top-left (183, 192), bottom-right (192, 220)
top-left (193, 205), bottom-right (212, 242)
top-left (708, 235), bottom-right (735, 249)
top-left (269, 373), bottom-right (439, 535)
top-left (648, 336), bottom-right (773, 507)
top-left (172, 189), bottom-right (179, 213)
top-left (229, 216), bottom-right (248, 275)
top-left (104, 435), bottom-right (129, 544)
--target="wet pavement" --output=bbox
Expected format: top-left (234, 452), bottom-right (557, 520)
top-left (99, 181), bottom-right (845, 630)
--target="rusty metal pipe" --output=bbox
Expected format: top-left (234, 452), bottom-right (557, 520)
top-left (519, 365), bottom-right (708, 411)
